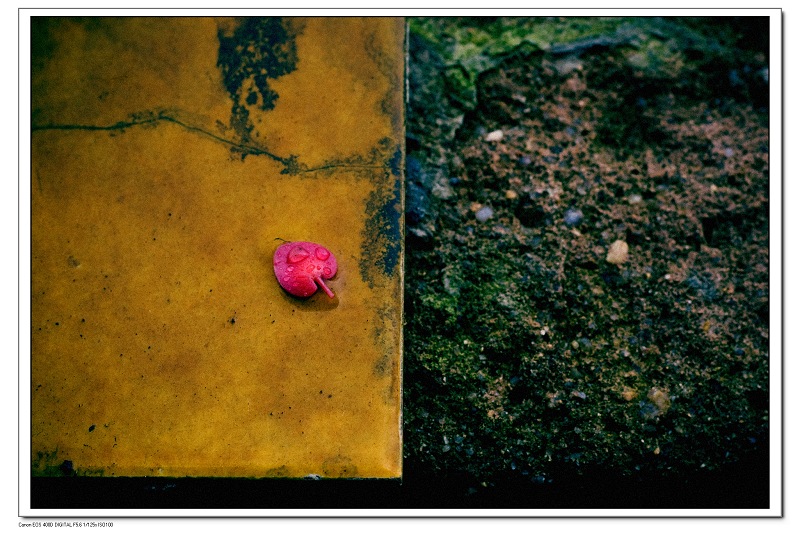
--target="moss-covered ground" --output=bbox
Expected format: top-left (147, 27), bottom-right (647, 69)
top-left (402, 16), bottom-right (770, 508)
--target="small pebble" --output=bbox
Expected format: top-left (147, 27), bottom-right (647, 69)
top-left (620, 388), bottom-right (637, 402)
top-left (475, 206), bottom-right (494, 223)
top-left (606, 240), bottom-right (629, 264)
top-left (485, 129), bottom-right (504, 142)
top-left (554, 57), bottom-right (583, 76)
top-left (647, 387), bottom-right (671, 415)
top-left (431, 178), bottom-right (455, 200)
top-left (564, 208), bottom-right (584, 227)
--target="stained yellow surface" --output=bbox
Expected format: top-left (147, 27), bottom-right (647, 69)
top-left (31, 17), bottom-right (404, 478)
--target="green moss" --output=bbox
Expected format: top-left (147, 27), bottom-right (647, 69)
top-left (32, 450), bottom-right (107, 477)
top-left (32, 450), bottom-right (64, 477)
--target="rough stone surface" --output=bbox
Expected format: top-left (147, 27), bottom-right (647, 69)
top-left (404, 16), bottom-right (769, 507)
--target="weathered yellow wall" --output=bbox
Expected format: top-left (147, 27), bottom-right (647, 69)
top-left (31, 17), bottom-right (404, 478)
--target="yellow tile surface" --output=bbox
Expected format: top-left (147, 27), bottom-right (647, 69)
top-left (31, 17), bottom-right (404, 478)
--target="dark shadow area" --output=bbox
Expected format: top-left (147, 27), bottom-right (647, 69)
top-left (30, 444), bottom-right (768, 510)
